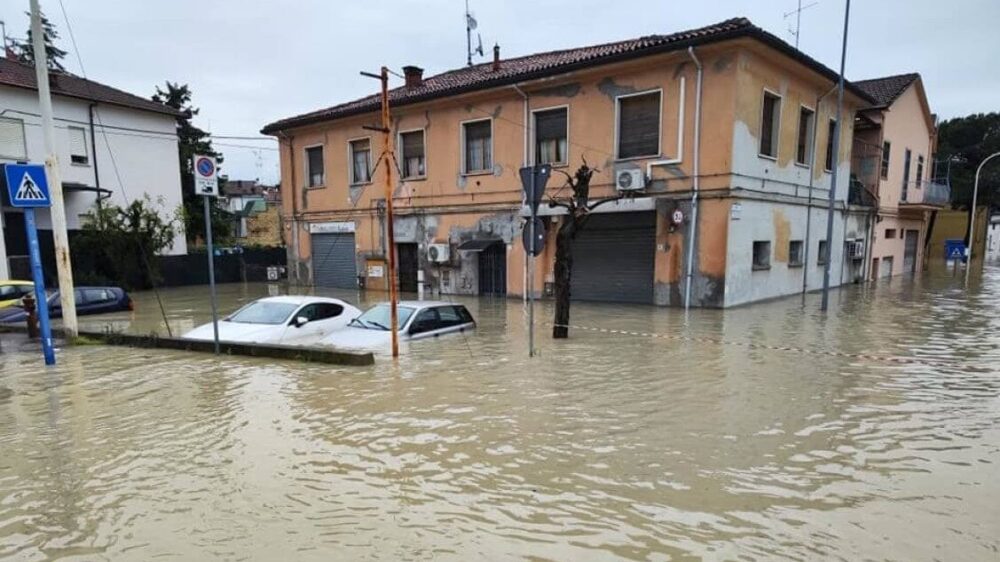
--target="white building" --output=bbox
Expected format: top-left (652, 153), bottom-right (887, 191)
top-left (988, 214), bottom-right (1000, 261)
top-left (0, 56), bottom-right (184, 280)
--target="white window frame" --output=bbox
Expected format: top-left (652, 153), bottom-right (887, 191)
top-left (758, 88), bottom-right (782, 161)
top-left (347, 136), bottom-right (373, 185)
top-left (68, 125), bottom-right (90, 166)
top-left (614, 88), bottom-right (663, 161)
top-left (303, 143), bottom-right (325, 188)
top-left (460, 117), bottom-right (494, 175)
top-left (0, 117), bottom-right (27, 160)
top-left (397, 128), bottom-right (427, 180)
top-left (794, 104), bottom-right (815, 168)
top-left (530, 104), bottom-right (570, 167)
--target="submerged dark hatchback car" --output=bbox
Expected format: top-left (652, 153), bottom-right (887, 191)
top-left (0, 286), bottom-right (132, 323)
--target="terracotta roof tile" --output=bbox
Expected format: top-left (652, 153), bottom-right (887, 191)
top-left (0, 57), bottom-right (181, 117)
top-left (853, 73), bottom-right (920, 107)
top-left (263, 17), bottom-right (874, 134)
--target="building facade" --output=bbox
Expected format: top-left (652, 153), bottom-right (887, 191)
top-left (263, 18), bottom-right (875, 307)
top-left (852, 73), bottom-right (947, 279)
top-left (0, 57), bottom-right (185, 280)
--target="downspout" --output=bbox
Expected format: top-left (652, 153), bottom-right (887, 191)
top-left (512, 85), bottom-right (529, 302)
top-left (802, 85), bottom-right (838, 294)
top-left (279, 131), bottom-right (301, 284)
top-left (684, 46), bottom-right (702, 309)
top-left (88, 103), bottom-right (103, 202)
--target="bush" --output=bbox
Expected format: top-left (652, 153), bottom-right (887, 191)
top-left (73, 197), bottom-right (179, 290)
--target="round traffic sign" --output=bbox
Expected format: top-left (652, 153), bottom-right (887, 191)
top-left (196, 156), bottom-right (215, 177)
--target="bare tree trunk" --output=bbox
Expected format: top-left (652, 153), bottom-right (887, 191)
top-left (552, 219), bottom-right (576, 338)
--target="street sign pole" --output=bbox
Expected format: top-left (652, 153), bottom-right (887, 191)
top-left (194, 154), bottom-right (221, 354)
top-left (5, 163), bottom-right (56, 365)
top-left (23, 208), bottom-right (55, 365)
top-left (204, 196), bottom-right (220, 354)
top-left (528, 170), bottom-right (535, 358)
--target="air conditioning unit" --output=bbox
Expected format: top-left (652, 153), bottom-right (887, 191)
top-left (847, 240), bottom-right (865, 259)
top-left (615, 169), bottom-right (646, 191)
top-left (427, 243), bottom-right (450, 263)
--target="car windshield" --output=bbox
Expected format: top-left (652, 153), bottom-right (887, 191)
top-left (227, 301), bottom-right (299, 324)
top-left (351, 305), bottom-right (415, 331)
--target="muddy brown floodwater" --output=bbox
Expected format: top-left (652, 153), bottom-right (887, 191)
top-left (1, 264), bottom-right (999, 561)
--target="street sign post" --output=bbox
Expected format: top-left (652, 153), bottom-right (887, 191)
top-left (194, 154), bottom-right (221, 354)
top-left (520, 163), bottom-right (551, 358)
top-left (4, 163), bottom-right (55, 365)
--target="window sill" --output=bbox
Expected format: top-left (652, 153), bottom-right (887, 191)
top-left (538, 161), bottom-right (569, 169)
top-left (816, 262), bottom-right (828, 266)
top-left (70, 161), bottom-right (91, 167)
top-left (614, 154), bottom-right (661, 163)
top-left (350, 181), bottom-right (373, 187)
top-left (758, 153), bottom-right (778, 162)
top-left (401, 175), bottom-right (427, 182)
top-left (823, 169), bottom-right (832, 174)
top-left (788, 263), bottom-right (804, 268)
top-left (794, 161), bottom-right (810, 169)
top-left (752, 265), bottom-right (771, 271)
top-left (461, 170), bottom-right (494, 177)
top-left (305, 185), bottom-right (325, 190)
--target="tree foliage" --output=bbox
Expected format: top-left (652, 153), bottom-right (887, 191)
top-left (14, 12), bottom-right (68, 71)
top-left (936, 112), bottom-right (1000, 208)
top-left (151, 81), bottom-right (232, 243)
top-left (73, 197), bottom-right (179, 290)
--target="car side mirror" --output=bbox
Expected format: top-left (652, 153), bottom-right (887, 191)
top-left (294, 316), bottom-right (309, 328)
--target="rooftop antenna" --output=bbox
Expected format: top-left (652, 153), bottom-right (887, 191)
top-left (784, 0), bottom-right (820, 49)
top-left (465, 0), bottom-right (483, 66)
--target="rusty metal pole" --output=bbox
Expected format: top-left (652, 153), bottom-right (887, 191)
top-left (380, 67), bottom-right (400, 358)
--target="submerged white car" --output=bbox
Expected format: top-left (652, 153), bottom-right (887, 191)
top-left (183, 296), bottom-right (361, 346)
top-left (319, 301), bottom-right (476, 352)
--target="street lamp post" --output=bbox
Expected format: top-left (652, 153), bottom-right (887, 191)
top-left (965, 151), bottom-right (1000, 284)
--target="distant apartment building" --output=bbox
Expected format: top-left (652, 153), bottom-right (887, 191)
top-left (852, 73), bottom-right (947, 278)
top-left (0, 56), bottom-right (185, 280)
top-left (263, 17), bottom-right (878, 307)
top-left (222, 179), bottom-right (283, 246)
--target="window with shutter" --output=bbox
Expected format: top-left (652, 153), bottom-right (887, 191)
top-left (616, 92), bottom-right (661, 159)
top-left (824, 119), bottom-right (837, 172)
top-left (534, 107), bottom-right (567, 165)
top-left (68, 126), bottom-right (89, 165)
top-left (463, 119), bottom-right (492, 173)
top-left (795, 106), bottom-right (814, 165)
top-left (400, 130), bottom-right (425, 178)
top-left (350, 139), bottom-right (372, 184)
top-left (0, 117), bottom-right (27, 160)
top-left (306, 146), bottom-right (324, 187)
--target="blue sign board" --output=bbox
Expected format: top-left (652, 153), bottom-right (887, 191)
top-left (944, 239), bottom-right (967, 262)
top-left (3, 163), bottom-right (52, 208)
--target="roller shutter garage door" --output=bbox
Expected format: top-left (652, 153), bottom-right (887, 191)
top-left (311, 233), bottom-right (358, 288)
top-left (570, 212), bottom-right (655, 304)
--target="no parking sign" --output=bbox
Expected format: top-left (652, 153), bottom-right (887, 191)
top-left (194, 155), bottom-right (218, 196)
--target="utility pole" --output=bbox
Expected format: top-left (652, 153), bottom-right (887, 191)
top-left (820, 0), bottom-right (849, 312)
top-left (965, 152), bottom-right (1000, 284)
top-left (30, 0), bottom-right (77, 337)
top-left (362, 67), bottom-right (400, 358)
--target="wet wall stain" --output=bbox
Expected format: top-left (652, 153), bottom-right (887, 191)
top-left (300, 186), bottom-right (310, 210)
top-left (714, 54), bottom-right (733, 73)
top-left (773, 208), bottom-right (791, 262)
top-left (533, 83), bottom-right (582, 98)
top-left (597, 77), bottom-right (637, 99)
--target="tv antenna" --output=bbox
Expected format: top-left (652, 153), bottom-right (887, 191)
top-left (465, 0), bottom-right (484, 66)
top-left (784, 0), bottom-right (820, 49)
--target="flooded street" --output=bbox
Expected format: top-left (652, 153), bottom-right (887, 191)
top-left (2, 266), bottom-right (999, 561)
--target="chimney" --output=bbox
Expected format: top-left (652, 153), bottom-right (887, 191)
top-left (402, 65), bottom-right (424, 89)
top-left (492, 44), bottom-right (501, 72)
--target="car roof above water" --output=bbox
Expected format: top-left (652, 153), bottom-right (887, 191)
top-left (258, 295), bottom-right (343, 305)
top-left (395, 300), bottom-right (465, 309)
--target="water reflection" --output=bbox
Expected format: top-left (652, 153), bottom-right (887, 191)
top-left (1, 266), bottom-right (998, 560)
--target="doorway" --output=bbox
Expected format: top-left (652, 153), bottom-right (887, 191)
top-left (397, 243), bottom-right (419, 293)
top-left (478, 242), bottom-right (507, 296)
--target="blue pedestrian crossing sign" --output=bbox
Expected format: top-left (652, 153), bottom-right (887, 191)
top-left (3, 163), bottom-right (51, 208)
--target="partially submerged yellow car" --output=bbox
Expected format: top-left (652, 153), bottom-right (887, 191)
top-left (0, 280), bottom-right (34, 309)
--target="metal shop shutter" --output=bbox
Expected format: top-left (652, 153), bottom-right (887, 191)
top-left (570, 212), bottom-right (656, 304)
top-left (311, 233), bottom-right (358, 288)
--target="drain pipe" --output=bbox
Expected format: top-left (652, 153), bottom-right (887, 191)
top-left (684, 46), bottom-right (703, 309)
top-left (512, 85), bottom-right (530, 303)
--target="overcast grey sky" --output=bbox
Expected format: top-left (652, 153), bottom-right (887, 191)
top-left (2, 0), bottom-right (998, 184)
